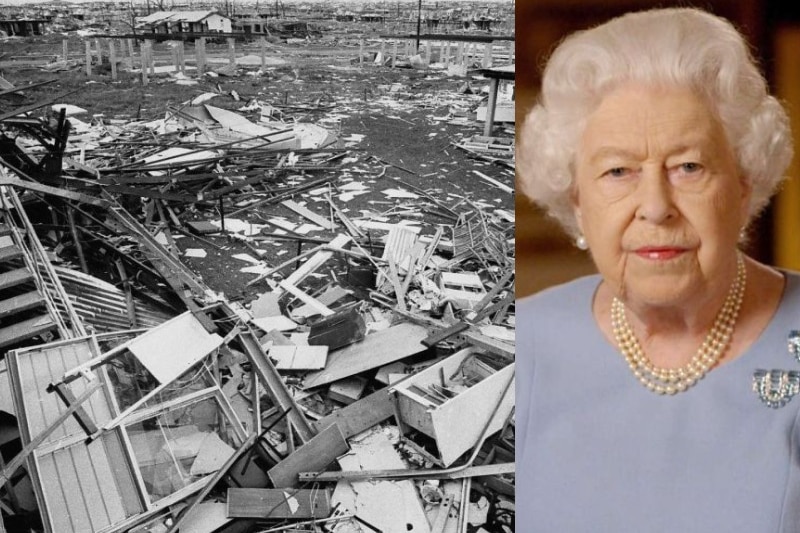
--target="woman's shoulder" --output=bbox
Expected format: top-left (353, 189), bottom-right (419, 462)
top-left (777, 269), bottom-right (800, 308)
top-left (517, 274), bottom-right (602, 314)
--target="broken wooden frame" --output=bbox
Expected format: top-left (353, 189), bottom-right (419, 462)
top-left (6, 331), bottom-right (248, 533)
top-left (48, 311), bottom-right (227, 441)
top-left (392, 346), bottom-right (515, 466)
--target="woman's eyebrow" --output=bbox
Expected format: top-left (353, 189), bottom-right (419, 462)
top-left (588, 147), bottom-right (642, 164)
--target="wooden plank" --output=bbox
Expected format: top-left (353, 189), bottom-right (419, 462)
top-left (302, 322), bottom-right (429, 389)
top-left (51, 382), bottom-right (98, 435)
top-left (294, 285), bottom-right (352, 318)
top-left (278, 280), bottom-right (334, 317)
top-left (461, 330), bottom-right (514, 360)
top-left (0, 174), bottom-right (107, 207)
top-left (227, 488), bottom-right (332, 518)
top-left (237, 329), bottom-right (315, 444)
top-left (268, 423), bottom-right (348, 488)
top-left (0, 268), bottom-right (32, 290)
top-left (431, 494), bottom-right (454, 533)
top-left (0, 245), bottom-right (22, 263)
top-left (171, 502), bottom-right (229, 533)
top-left (0, 291), bottom-right (43, 319)
top-left (0, 314), bottom-right (56, 349)
top-left (301, 462), bottom-right (516, 482)
top-left (281, 200), bottom-right (336, 230)
top-left (269, 345), bottom-right (328, 370)
top-left (421, 322), bottom-right (469, 348)
top-left (281, 234), bottom-right (351, 288)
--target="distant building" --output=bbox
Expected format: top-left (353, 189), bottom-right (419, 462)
top-left (0, 18), bottom-right (48, 36)
top-left (136, 10), bottom-right (232, 35)
top-left (359, 13), bottom-right (385, 23)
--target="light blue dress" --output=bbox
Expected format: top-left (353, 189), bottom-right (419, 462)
top-left (516, 272), bottom-right (800, 532)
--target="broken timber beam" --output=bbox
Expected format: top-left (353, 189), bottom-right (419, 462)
top-left (462, 330), bottom-right (514, 360)
top-left (421, 322), bottom-right (469, 348)
top-left (0, 89), bottom-right (78, 123)
top-left (267, 423), bottom-right (348, 488)
top-left (227, 488), bottom-right (332, 518)
top-left (299, 462), bottom-right (515, 483)
top-left (236, 328), bottom-right (316, 443)
top-left (0, 173), bottom-right (108, 207)
top-left (281, 199), bottom-right (336, 230)
top-left (313, 384), bottom-right (398, 439)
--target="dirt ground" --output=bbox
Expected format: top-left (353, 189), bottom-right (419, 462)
top-left (0, 32), bottom-right (515, 308)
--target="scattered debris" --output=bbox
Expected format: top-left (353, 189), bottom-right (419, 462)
top-left (0, 10), bottom-right (515, 532)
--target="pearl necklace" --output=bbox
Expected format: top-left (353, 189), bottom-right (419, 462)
top-left (610, 254), bottom-right (746, 395)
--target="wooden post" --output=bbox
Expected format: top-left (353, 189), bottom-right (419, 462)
top-left (259, 37), bottom-right (266, 70)
top-left (179, 41), bottom-right (185, 73)
top-left (359, 39), bottom-right (364, 65)
top-left (456, 42), bottom-right (464, 65)
top-left (171, 41), bottom-right (179, 73)
top-left (148, 41), bottom-right (155, 75)
top-left (115, 260), bottom-right (139, 329)
top-left (228, 37), bottom-right (236, 66)
top-left (67, 208), bottom-right (89, 274)
top-left (219, 196), bottom-right (226, 232)
top-left (392, 40), bottom-right (398, 68)
top-left (424, 40), bottom-right (431, 65)
top-left (404, 40), bottom-right (410, 58)
top-left (482, 41), bottom-right (492, 68)
top-left (95, 38), bottom-right (102, 65)
top-left (127, 38), bottom-right (134, 61)
top-left (483, 77), bottom-right (499, 137)
top-left (85, 41), bottom-right (92, 76)
top-left (109, 40), bottom-right (117, 80)
top-left (62, 39), bottom-right (68, 62)
top-left (141, 42), bottom-right (149, 85)
top-left (196, 37), bottom-right (206, 76)
top-left (379, 40), bottom-right (385, 65)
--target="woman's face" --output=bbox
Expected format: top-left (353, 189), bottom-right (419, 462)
top-left (572, 83), bottom-right (750, 308)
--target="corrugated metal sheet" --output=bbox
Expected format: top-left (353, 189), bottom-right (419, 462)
top-left (51, 266), bottom-right (173, 332)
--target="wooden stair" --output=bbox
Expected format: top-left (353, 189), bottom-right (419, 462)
top-left (0, 291), bottom-right (47, 319)
top-left (0, 268), bottom-right (34, 291)
top-left (0, 223), bottom-right (58, 350)
top-left (0, 314), bottom-right (55, 349)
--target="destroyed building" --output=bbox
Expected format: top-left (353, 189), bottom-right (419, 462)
top-left (0, 16), bottom-right (515, 532)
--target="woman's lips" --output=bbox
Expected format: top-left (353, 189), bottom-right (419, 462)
top-left (633, 247), bottom-right (687, 260)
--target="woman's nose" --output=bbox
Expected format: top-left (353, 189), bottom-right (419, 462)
top-left (635, 169), bottom-right (677, 224)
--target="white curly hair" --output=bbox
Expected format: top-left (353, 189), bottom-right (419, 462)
top-left (517, 7), bottom-right (794, 239)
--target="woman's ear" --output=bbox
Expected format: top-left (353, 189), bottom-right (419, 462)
top-left (572, 193), bottom-right (584, 236)
top-left (738, 174), bottom-right (753, 225)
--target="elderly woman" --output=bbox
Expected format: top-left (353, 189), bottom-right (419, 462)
top-left (516, 7), bottom-right (797, 532)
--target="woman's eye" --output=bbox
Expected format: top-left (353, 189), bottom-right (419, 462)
top-left (680, 162), bottom-right (702, 173)
top-left (604, 167), bottom-right (629, 178)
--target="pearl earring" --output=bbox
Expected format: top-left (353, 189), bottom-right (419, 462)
top-left (576, 235), bottom-right (588, 250)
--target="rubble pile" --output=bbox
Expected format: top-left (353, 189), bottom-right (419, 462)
top-left (0, 53), bottom-right (514, 533)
